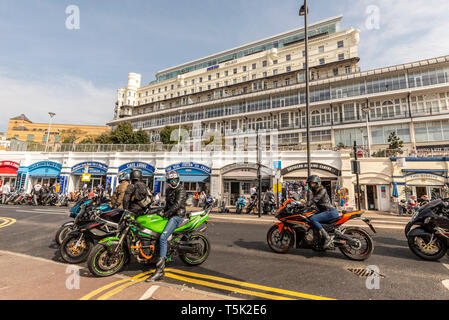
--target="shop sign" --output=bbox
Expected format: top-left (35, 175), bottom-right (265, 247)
top-left (406, 174), bottom-right (446, 184)
top-left (29, 161), bottom-right (62, 171)
top-left (71, 162), bottom-right (108, 174)
top-left (166, 162), bottom-right (211, 175)
top-left (0, 161), bottom-right (20, 169)
top-left (118, 162), bottom-right (155, 174)
top-left (281, 162), bottom-right (341, 177)
top-left (81, 174), bottom-right (91, 182)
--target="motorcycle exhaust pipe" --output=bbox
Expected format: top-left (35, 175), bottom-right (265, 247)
top-left (178, 245), bottom-right (197, 253)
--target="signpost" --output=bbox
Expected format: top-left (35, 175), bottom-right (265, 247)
top-left (273, 161), bottom-right (282, 208)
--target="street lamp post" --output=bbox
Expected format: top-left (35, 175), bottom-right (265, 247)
top-left (45, 112), bottom-right (56, 152)
top-left (300, 0), bottom-right (311, 199)
top-left (362, 106), bottom-right (371, 157)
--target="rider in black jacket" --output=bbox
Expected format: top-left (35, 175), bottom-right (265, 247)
top-left (147, 170), bottom-right (187, 282)
top-left (301, 175), bottom-right (339, 249)
top-left (123, 170), bottom-right (152, 217)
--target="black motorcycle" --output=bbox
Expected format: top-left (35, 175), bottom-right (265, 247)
top-left (59, 207), bottom-right (124, 263)
top-left (406, 198), bottom-right (449, 261)
top-left (263, 193), bottom-right (277, 215)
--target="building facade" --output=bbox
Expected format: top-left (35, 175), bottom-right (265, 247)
top-left (7, 114), bottom-right (110, 145)
top-left (107, 15), bottom-right (449, 156)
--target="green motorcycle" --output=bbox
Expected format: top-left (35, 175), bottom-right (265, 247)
top-left (87, 201), bottom-right (213, 277)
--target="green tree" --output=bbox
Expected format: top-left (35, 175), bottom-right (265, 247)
top-left (92, 122), bottom-right (149, 145)
top-left (160, 125), bottom-right (189, 145)
top-left (387, 131), bottom-right (404, 157)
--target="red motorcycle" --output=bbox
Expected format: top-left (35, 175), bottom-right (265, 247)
top-left (267, 199), bottom-right (376, 261)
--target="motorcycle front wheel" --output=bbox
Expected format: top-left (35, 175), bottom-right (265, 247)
top-left (87, 243), bottom-right (126, 277)
top-left (267, 225), bottom-right (294, 254)
top-left (407, 234), bottom-right (447, 261)
top-left (60, 234), bottom-right (92, 264)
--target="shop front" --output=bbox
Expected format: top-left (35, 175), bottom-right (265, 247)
top-left (281, 162), bottom-right (341, 203)
top-left (221, 163), bottom-right (272, 205)
top-left (0, 161), bottom-right (20, 189)
top-left (16, 161), bottom-right (62, 192)
top-left (118, 162), bottom-right (155, 189)
top-left (164, 162), bottom-right (211, 201)
top-left (71, 162), bottom-right (108, 191)
top-left (403, 170), bottom-right (448, 199)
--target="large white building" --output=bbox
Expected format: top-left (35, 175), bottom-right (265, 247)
top-left (108, 15), bottom-right (449, 156)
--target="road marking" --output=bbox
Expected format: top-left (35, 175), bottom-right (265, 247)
top-left (97, 269), bottom-right (154, 300)
top-left (443, 264), bottom-right (449, 271)
top-left (79, 270), bottom-right (154, 300)
top-left (165, 272), bottom-right (295, 300)
top-left (0, 217), bottom-right (16, 229)
top-left (15, 210), bottom-right (68, 215)
top-left (139, 285), bottom-right (160, 300)
top-left (165, 268), bottom-right (334, 300)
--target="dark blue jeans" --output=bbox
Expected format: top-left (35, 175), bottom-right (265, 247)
top-left (309, 208), bottom-right (339, 231)
top-left (159, 215), bottom-right (185, 259)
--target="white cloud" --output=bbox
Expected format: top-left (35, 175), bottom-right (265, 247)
top-left (0, 73), bottom-right (115, 132)
top-left (346, 0), bottom-right (449, 70)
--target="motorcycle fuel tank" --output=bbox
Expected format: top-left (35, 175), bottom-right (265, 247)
top-left (137, 214), bottom-right (168, 234)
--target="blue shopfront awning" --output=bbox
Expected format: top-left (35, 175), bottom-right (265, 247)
top-left (156, 175), bottom-right (209, 183)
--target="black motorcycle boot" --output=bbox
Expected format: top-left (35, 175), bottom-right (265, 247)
top-left (319, 229), bottom-right (332, 249)
top-left (146, 257), bottom-right (166, 282)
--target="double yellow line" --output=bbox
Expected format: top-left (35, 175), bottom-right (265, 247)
top-left (80, 268), bottom-right (335, 300)
top-left (0, 217), bottom-right (16, 229)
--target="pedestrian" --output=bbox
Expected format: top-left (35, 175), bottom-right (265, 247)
top-left (111, 173), bottom-right (130, 209)
top-left (1, 182), bottom-right (10, 204)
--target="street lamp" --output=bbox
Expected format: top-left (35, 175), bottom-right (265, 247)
top-left (362, 106), bottom-right (371, 157)
top-left (300, 0), bottom-right (311, 199)
top-left (45, 112), bottom-right (56, 152)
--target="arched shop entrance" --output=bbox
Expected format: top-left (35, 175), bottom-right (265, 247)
top-left (221, 163), bottom-right (272, 205)
top-left (118, 162), bottom-right (155, 189)
top-left (0, 161), bottom-right (20, 189)
top-left (164, 162), bottom-right (211, 201)
top-left (71, 162), bottom-right (108, 190)
top-left (16, 161), bottom-right (62, 192)
top-left (281, 162), bottom-right (341, 203)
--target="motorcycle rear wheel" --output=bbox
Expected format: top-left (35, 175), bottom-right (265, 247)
top-left (407, 235), bottom-right (447, 261)
top-left (60, 234), bottom-right (92, 264)
top-left (338, 228), bottom-right (374, 261)
top-left (179, 233), bottom-right (210, 266)
top-left (55, 223), bottom-right (75, 245)
top-left (267, 225), bottom-right (294, 254)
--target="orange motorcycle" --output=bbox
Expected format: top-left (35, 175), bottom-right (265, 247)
top-left (267, 199), bottom-right (376, 260)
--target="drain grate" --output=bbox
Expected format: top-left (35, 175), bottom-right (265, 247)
top-left (347, 267), bottom-right (386, 278)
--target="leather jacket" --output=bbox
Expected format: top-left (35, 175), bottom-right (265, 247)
top-left (123, 181), bottom-right (148, 216)
top-left (306, 186), bottom-right (335, 212)
top-left (164, 184), bottom-right (187, 218)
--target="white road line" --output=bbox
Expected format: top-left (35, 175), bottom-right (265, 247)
top-left (31, 208), bottom-right (69, 212)
top-left (15, 210), bottom-right (68, 215)
top-left (442, 263), bottom-right (449, 271)
top-left (138, 285), bottom-right (160, 300)
top-left (442, 280), bottom-right (449, 290)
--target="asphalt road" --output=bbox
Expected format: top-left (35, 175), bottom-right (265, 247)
top-left (1, 204), bottom-right (449, 300)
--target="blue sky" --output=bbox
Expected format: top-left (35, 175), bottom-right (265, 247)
top-left (1, 0), bottom-right (448, 132)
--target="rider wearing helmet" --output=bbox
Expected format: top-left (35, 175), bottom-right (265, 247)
top-left (111, 173), bottom-right (130, 209)
top-left (301, 175), bottom-right (339, 249)
top-left (123, 169), bottom-right (153, 216)
top-left (146, 170), bottom-right (187, 282)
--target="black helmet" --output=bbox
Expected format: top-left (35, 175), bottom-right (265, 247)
top-left (166, 170), bottom-right (180, 189)
top-left (130, 169), bottom-right (143, 183)
top-left (306, 175), bottom-right (321, 191)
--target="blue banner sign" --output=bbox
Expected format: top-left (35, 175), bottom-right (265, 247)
top-left (118, 162), bottom-right (155, 175)
top-left (71, 162), bottom-right (108, 175)
top-left (165, 162), bottom-right (211, 175)
top-left (28, 161), bottom-right (62, 172)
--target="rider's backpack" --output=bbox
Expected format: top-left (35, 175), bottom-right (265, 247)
top-left (134, 182), bottom-right (153, 209)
